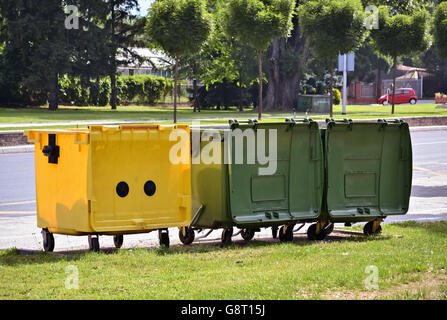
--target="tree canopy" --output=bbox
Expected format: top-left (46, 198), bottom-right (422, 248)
top-left (146, 0), bottom-right (212, 122)
top-left (298, 0), bottom-right (366, 116)
top-left (146, 0), bottom-right (212, 58)
top-left (370, 6), bottom-right (429, 113)
top-left (223, 0), bottom-right (295, 119)
top-left (434, 1), bottom-right (447, 59)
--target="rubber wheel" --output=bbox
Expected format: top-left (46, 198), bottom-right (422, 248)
top-left (382, 100), bottom-right (389, 106)
top-left (42, 229), bottom-right (55, 252)
top-left (325, 223), bottom-right (335, 236)
top-left (88, 235), bottom-right (100, 252)
top-left (410, 99), bottom-right (417, 105)
top-left (279, 225), bottom-right (294, 242)
top-left (240, 229), bottom-right (255, 241)
top-left (221, 228), bottom-right (233, 246)
top-left (271, 226), bottom-right (278, 239)
top-left (159, 230), bottom-right (170, 248)
top-left (307, 223), bottom-right (326, 241)
top-left (179, 227), bottom-right (195, 245)
top-left (113, 235), bottom-right (123, 249)
top-left (363, 221), bottom-right (382, 236)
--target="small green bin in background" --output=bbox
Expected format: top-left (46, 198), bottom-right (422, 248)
top-left (297, 94), bottom-right (331, 113)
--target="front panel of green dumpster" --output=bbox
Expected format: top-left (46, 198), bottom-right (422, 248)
top-left (228, 121), bottom-right (324, 227)
top-left (325, 120), bottom-right (412, 222)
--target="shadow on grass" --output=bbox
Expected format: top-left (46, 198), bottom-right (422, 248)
top-left (1, 222), bottom-right (437, 267)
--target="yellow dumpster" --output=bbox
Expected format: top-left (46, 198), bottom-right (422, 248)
top-left (25, 124), bottom-right (191, 252)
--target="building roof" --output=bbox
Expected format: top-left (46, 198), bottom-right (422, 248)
top-left (117, 48), bottom-right (172, 69)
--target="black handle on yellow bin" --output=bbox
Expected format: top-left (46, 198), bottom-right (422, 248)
top-left (42, 134), bottom-right (60, 164)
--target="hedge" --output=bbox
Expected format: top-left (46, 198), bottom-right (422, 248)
top-left (59, 75), bottom-right (175, 106)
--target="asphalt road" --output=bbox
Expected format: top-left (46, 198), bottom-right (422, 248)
top-left (0, 127), bottom-right (446, 251)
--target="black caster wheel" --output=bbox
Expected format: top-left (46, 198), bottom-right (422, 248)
top-left (113, 235), bottom-right (124, 249)
top-left (88, 235), bottom-right (100, 252)
top-left (279, 225), bottom-right (294, 242)
top-left (271, 226), bottom-right (278, 239)
top-left (179, 227), bottom-right (195, 245)
top-left (307, 223), bottom-right (326, 241)
top-left (325, 223), bottom-right (335, 236)
top-left (159, 229), bottom-right (170, 248)
top-left (42, 229), bottom-right (55, 252)
top-left (221, 228), bottom-right (233, 246)
top-left (363, 221), bottom-right (382, 236)
top-left (240, 228), bottom-right (255, 241)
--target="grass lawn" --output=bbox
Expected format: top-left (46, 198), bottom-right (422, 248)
top-left (0, 103), bottom-right (446, 131)
top-left (1, 221), bottom-right (446, 300)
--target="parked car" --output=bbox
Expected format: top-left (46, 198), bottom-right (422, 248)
top-left (379, 88), bottom-right (418, 105)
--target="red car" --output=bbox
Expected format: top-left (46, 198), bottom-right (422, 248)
top-left (378, 88), bottom-right (418, 105)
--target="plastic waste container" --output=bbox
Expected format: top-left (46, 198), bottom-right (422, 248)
top-left (181, 119), bottom-right (324, 246)
top-left (24, 124), bottom-right (191, 252)
top-left (297, 95), bottom-right (331, 113)
top-left (306, 119), bottom-right (412, 240)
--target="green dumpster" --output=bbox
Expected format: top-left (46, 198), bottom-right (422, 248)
top-left (297, 95), bottom-right (331, 113)
top-left (306, 119), bottom-right (412, 240)
top-left (183, 120), bottom-right (324, 245)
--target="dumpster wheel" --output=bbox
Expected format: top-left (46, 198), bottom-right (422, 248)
top-left (363, 220), bottom-right (383, 236)
top-left (42, 229), bottom-right (55, 252)
top-left (159, 229), bottom-right (170, 248)
top-left (221, 228), bottom-right (233, 246)
top-left (271, 226), bottom-right (278, 239)
top-left (88, 235), bottom-right (100, 252)
top-left (179, 227), bottom-right (195, 245)
top-left (113, 235), bottom-right (124, 249)
top-left (279, 225), bottom-right (294, 242)
top-left (240, 229), bottom-right (255, 241)
top-left (307, 223), bottom-right (327, 241)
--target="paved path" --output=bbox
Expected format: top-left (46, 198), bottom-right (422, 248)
top-left (0, 127), bottom-right (446, 252)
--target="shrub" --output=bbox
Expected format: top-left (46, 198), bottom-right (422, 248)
top-left (333, 88), bottom-right (341, 105)
top-left (57, 74), bottom-right (174, 106)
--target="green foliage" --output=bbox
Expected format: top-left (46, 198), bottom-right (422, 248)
top-left (223, 0), bottom-right (295, 52)
top-left (333, 88), bottom-right (341, 105)
top-left (370, 7), bottom-right (429, 60)
top-left (434, 2), bottom-right (447, 59)
top-left (298, 0), bottom-right (366, 60)
top-left (58, 75), bottom-right (174, 106)
top-left (146, 0), bottom-right (212, 58)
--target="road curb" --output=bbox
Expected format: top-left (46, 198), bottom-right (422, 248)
top-left (0, 145), bottom-right (34, 154)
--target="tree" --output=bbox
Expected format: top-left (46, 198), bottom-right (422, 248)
top-left (105, 0), bottom-right (144, 110)
top-left (298, 0), bottom-right (366, 118)
top-left (0, 0), bottom-right (73, 110)
top-left (264, 0), bottom-right (308, 112)
top-left (146, 0), bottom-right (212, 123)
top-left (434, 1), bottom-right (447, 59)
top-left (370, 6), bottom-right (429, 113)
top-left (223, 0), bottom-right (295, 120)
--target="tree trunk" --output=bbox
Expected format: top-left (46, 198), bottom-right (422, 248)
top-left (329, 59), bottom-right (334, 118)
top-left (264, 10), bottom-right (309, 111)
top-left (110, 71), bottom-right (117, 109)
top-left (376, 59), bottom-right (382, 102)
top-left (391, 56), bottom-right (398, 115)
top-left (174, 56), bottom-right (179, 124)
top-left (110, 0), bottom-right (117, 110)
top-left (48, 73), bottom-right (59, 111)
top-left (257, 51), bottom-right (263, 121)
top-left (193, 79), bottom-right (199, 113)
top-left (239, 68), bottom-right (243, 112)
